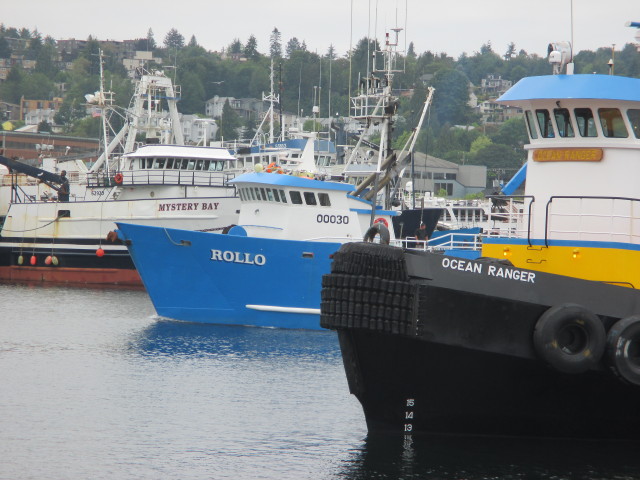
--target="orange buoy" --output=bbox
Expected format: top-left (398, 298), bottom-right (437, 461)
top-left (114, 173), bottom-right (124, 184)
top-left (30, 255), bottom-right (37, 265)
top-left (96, 247), bottom-right (105, 257)
top-left (45, 256), bottom-right (52, 265)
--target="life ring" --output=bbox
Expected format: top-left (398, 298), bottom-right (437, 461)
top-left (114, 173), bottom-right (124, 184)
top-left (606, 315), bottom-right (640, 386)
top-left (363, 222), bottom-right (390, 245)
top-left (533, 303), bottom-right (605, 374)
top-left (374, 217), bottom-right (389, 228)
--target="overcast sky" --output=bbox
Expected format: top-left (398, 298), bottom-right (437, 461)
top-left (4, 0), bottom-right (639, 59)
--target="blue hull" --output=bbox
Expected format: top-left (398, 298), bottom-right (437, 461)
top-left (117, 223), bottom-right (340, 329)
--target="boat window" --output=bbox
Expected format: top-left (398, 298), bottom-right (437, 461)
top-left (253, 187), bottom-right (262, 200)
top-left (575, 108), bottom-right (597, 137)
top-left (304, 192), bottom-right (317, 205)
top-left (260, 188), bottom-right (268, 201)
top-left (238, 189), bottom-right (245, 201)
top-left (272, 189), bottom-right (280, 202)
top-left (535, 110), bottom-right (554, 138)
top-left (279, 189), bottom-right (287, 203)
top-left (627, 109), bottom-right (640, 138)
top-left (196, 159), bottom-right (203, 170)
top-left (266, 189), bottom-right (275, 201)
top-left (154, 158), bottom-right (166, 168)
top-left (524, 111), bottom-right (538, 139)
top-left (166, 159), bottom-right (174, 169)
top-left (203, 160), bottom-right (210, 171)
top-left (146, 158), bottom-right (154, 168)
top-left (553, 109), bottom-right (575, 138)
top-left (248, 188), bottom-right (256, 201)
top-left (187, 160), bottom-right (196, 170)
top-left (290, 191), bottom-right (303, 204)
top-left (599, 108), bottom-right (628, 138)
top-left (318, 193), bottom-right (331, 206)
top-left (140, 159), bottom-right (146, 169)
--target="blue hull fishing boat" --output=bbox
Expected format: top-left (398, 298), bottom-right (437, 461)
top-left (116, 28), bottom-right (436, 329)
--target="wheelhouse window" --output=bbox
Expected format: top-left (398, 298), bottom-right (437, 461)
top-left (290, 191), bottom-right (303, 204)
top-left (599, 108), bottom-right (628, 138)
top-left (166, 159), bottom-right (174, 169)
top-left (304, 192), bottom-right (317, 205)
top-left (318, 193), bottom-right (331, 206)
top-left (575, 108), bottom-right (597, 137)
top-left (535, 109), bottom-right (555, 138)
top-left (627, 109), bottom-right (640, 138)
top-left (525, 111), bottom-right (538, 139)
top-left (553, 108), bottom-right (575, 137)
top-left (279, 189), bottom-right (287, 203)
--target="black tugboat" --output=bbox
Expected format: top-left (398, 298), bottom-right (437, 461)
top-left (321, 43), bottom-right (640, 439)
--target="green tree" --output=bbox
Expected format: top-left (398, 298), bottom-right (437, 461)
top-left (430, 68), bottom-right (474, 125)
top-left (179, 71), bottom-right (205, 114)
top-left (229, 38), bottom-right (242, 54)
top-left (470, 135), bottom-right (492, 154)
top-left (146, 28), bottom-right (156, 50)
top-left (219, 99), bottom-right (242, 140)
top-left (164, 28), bottom-right (185, 50)
top-left (244, 35), bottom-right (259, 59)
top-left (270, 27), bottom-right (282, 58)
top-left (0, 36), bottom-right (10, 58)
top-left (35, 43), bottom-right (58, 76)
top-left (37, 120), bottom-right (52, 132)
top-left (490, 117), bottom-right (528, 151)
top-left (471, 143), bottom-right (520, 169)
top-left (285, 37), bottom-right (302, 57)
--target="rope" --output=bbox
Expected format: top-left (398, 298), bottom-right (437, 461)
top-left (2, 213), bottom-right (67, 233)
top-left (163, 228), bottom-right (191, 246)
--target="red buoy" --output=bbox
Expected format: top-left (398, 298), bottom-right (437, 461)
top-left (30, 255), bottom-right (37, 265)
top-left (45, 256), bottom-right (52, 265)
top-left (96, 247), bottom-right (105, 257)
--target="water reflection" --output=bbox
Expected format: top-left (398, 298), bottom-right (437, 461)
top-left (128, 319), bottom-right (341, 361)
top-left (339, 433), bottom-right (640, 479)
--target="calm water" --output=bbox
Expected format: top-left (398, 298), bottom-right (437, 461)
top-left (2, 282), bottom-right (640, 479)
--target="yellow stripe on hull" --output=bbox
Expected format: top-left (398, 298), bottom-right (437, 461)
top-left (481, 243), bottom-right (640, 289)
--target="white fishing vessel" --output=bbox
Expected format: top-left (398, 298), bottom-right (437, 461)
top-left (0, 57), bottom-right (240, 285)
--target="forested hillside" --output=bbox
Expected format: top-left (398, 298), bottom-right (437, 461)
top-left (2, 24), bottom-right (639, 177)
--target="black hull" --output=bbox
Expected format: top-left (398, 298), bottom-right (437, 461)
top-left (321, 243), bottom-right (640, 439)
top-left (0, 236), bottom-right (140, 285)
top-left (338, 328), bottom-right (640, 439)
top-left (391, 208), bottom-right (441, 239)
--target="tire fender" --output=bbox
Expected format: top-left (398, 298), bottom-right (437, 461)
top-left (533, 303), bottom-right (605, 374)
top-left (606, 315), bottom-right (640, 386)
top-left (363, 223), bottom-right (390, 245)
